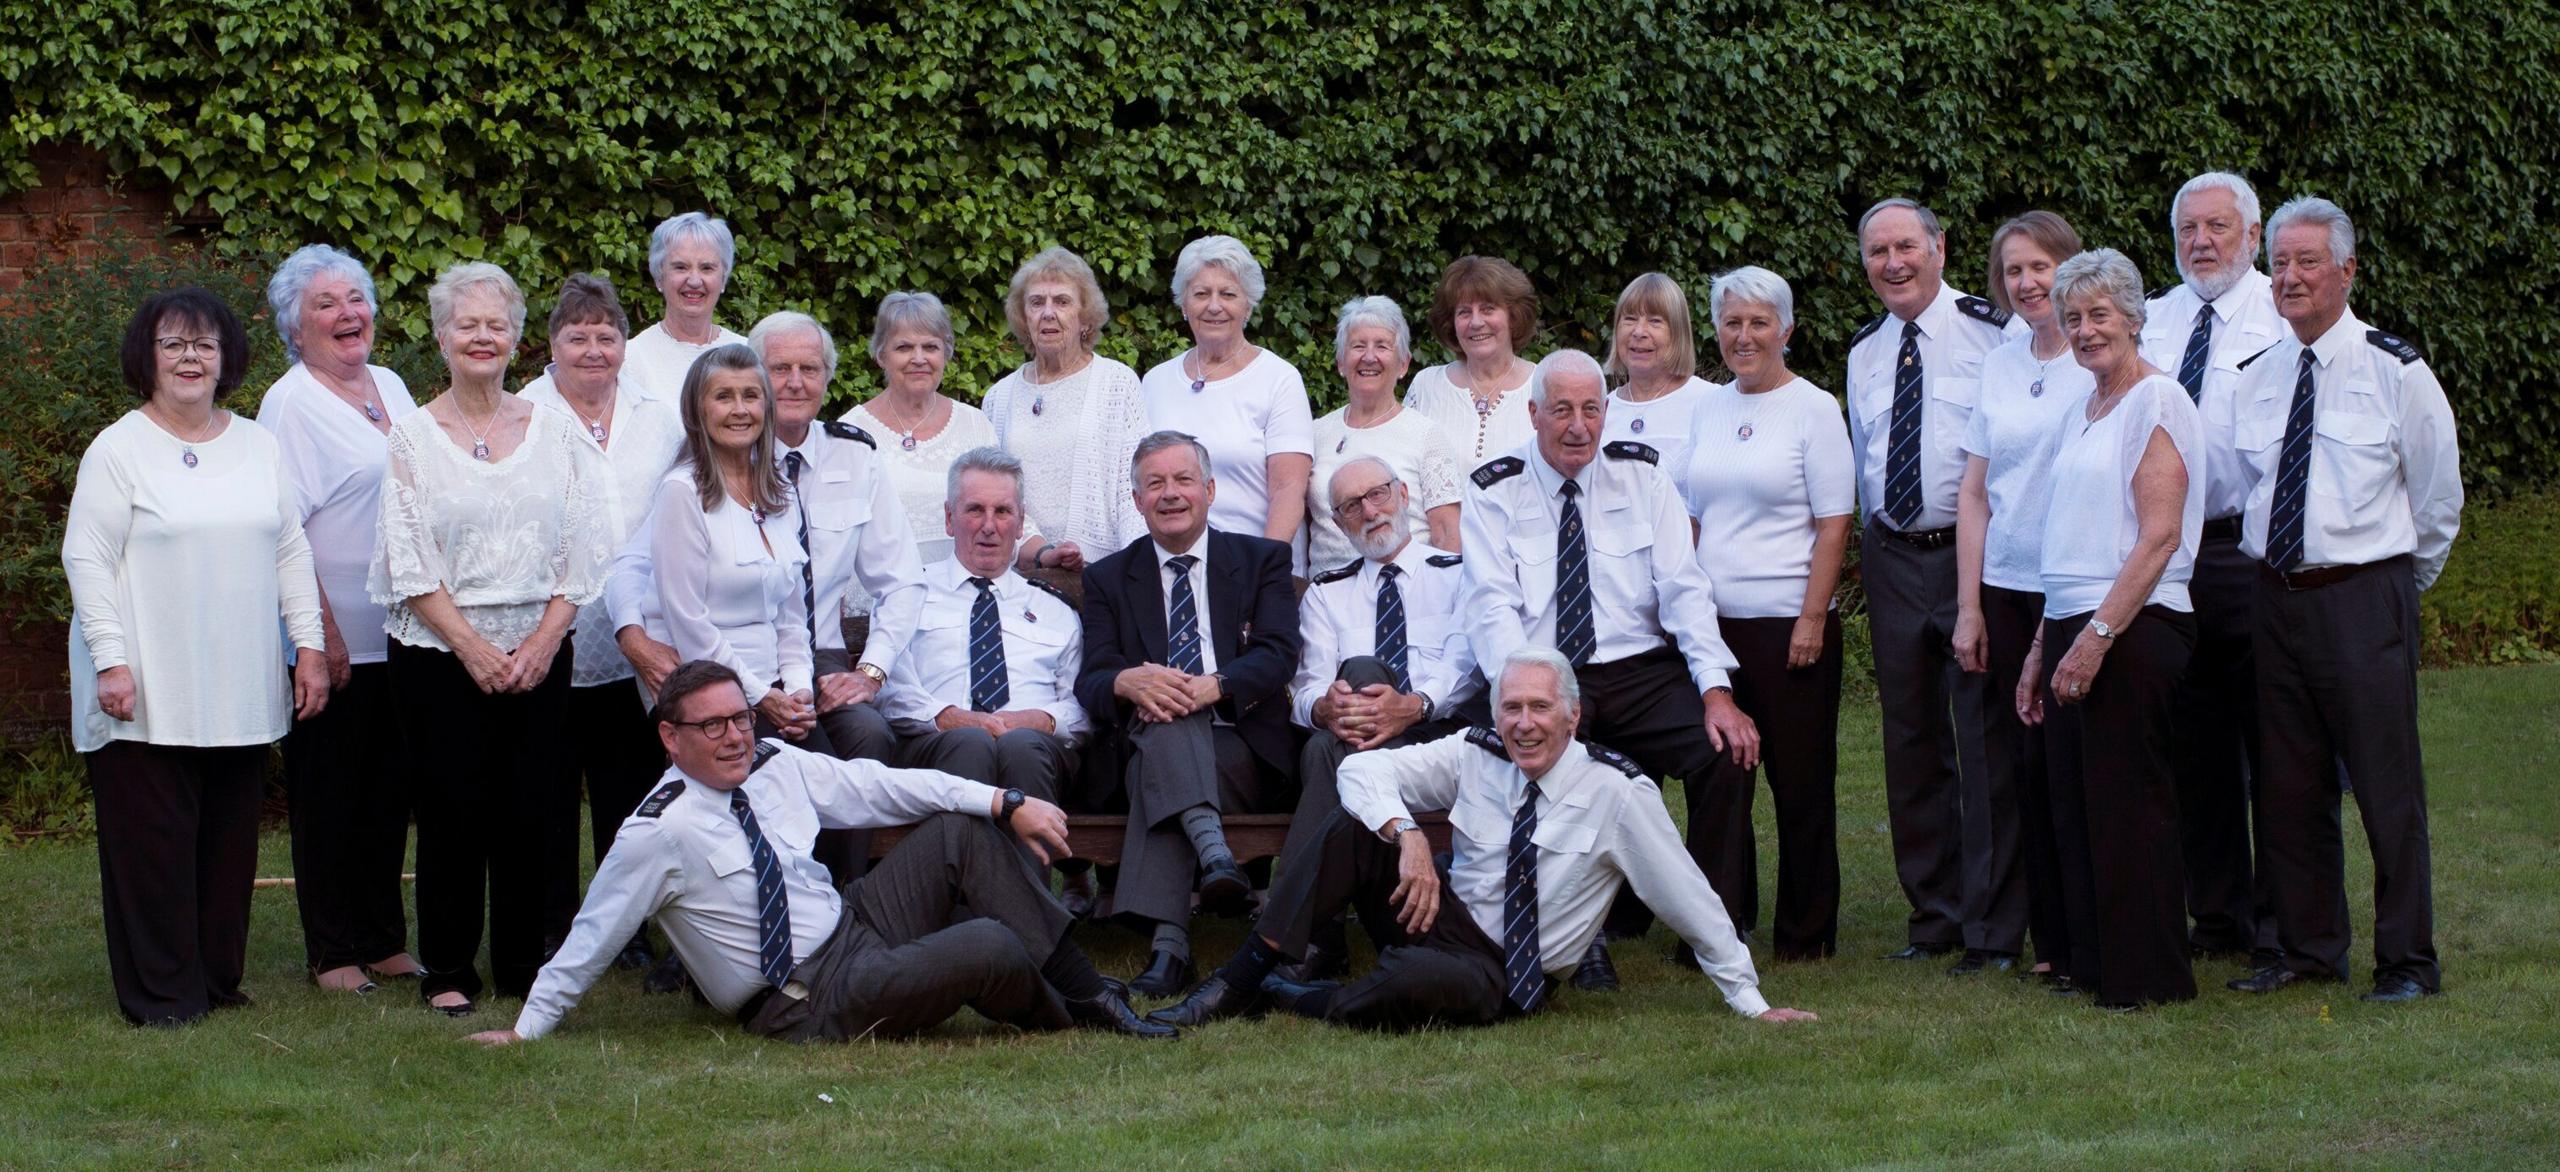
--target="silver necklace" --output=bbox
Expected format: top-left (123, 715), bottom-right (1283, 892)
top-left (454, 394), bottom-right (501, 460)
top-left (154, 406), bottom-right (223, 467)
top-left (2029, 343), bottom-right (2069, 398)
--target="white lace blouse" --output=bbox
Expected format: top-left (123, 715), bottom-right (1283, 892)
top-left (840, 398), bottom-right (998, 571)
top-left (982, 355), bottom-right (1149, 556)
top-left (519, 370), bottom-right (686, 687)
top-left (369, 405), bottom-right (615, 654)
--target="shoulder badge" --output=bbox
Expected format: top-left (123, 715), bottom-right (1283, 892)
top-left (2145, 284), bottom-right (2177, 303)
top-left (634, 779), bottom-right (685, 818)
top-left (2236, 343), bottom-right (2279, 371)
top-left (2366, 330), bottom-right (2423, 365)
top-left (1425, 552), bottom-right (1463, 568)
top-left (1470, 455), bottom-right (1526, 490)
top-left (823, 420), bottom-right (877, 448)
top-left (1312, 558), bottom-right (1362, 585)
top-left (1024, 576), bottom-right (1075, 609)
top-left (1465, 725), bottom-right (1511, 761)
top-left (1848, 313), bottom-right (1886, 349)
top-left (750, 739), bottom-right (784, 773)
top-left (1956, 295), bottom-right (2013, 329)
top-left (1603, 440), bottom-right (1658, 464)
top-left (1583, 742), bottom-right (1648, 780)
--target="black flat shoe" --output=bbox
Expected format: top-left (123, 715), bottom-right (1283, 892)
top-left (2360, 975), bottom-right (2436, 1004)
top-left (2226, 965), bottom-right (2306, 994)
top-left (1068, 986), bottom-right (1180, 1039)
top-left (1126, 949), bottom-right (1194, 1000)
top-left (2045, 975), bottom-right (2085, 997)
top-left (1881, 942), bottom-right (1958, 961)
top-left (1258, 972), bottom-right (1341, 1018)
top-left (1197, 861), bottom-right (1252, 917)
top-left (1143, 974), bottom-right (1263, 1027)
top-left (1059, 871), bottom-right (1100, 920)
top-left (425, 995), bottom-right (476, 1018)
top-left (1946, 950), bottom-right (2016, 976)
top-left (1572, 939), bottom-right (1619, 991)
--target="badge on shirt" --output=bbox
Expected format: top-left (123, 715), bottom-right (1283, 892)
top-left (1024, 608), bottom-right (1038, 623)
top-left (1736, 423), bottom-right (1755, 442)
top-left (1631, 417), bottom-right (1646, 434)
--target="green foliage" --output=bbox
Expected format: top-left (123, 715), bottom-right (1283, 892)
top-left (2421, 490), bottom-right (2560, 667)
top-left (2, 1), bottom-right (2553, 490)
top-left (0, 734), bottom-right (90, 843)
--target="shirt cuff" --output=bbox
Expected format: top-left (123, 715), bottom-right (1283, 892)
top-left (511, 1006), bottom-right (559, 1040)
top-left (1723, 985), bottom-right (1770, 1018)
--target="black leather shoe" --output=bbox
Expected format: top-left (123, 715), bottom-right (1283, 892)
top-left (614, 939), bottom-right (656, 972)
top-left (2043, 973), bottom-right (2084, 996)
top-left (1272, 942), bottom-right (1347, 984)
top-left (1059, 870), bottom-right (1099, 920)
top-left (642, 952), bottom-right (691, 995)
top-left (1068, 987), bottom-right (1180, 1039)
top-left (1258, 972), bottom-right (1342, 1018)
top-left (1572, 939), bottom-right (1619, 991)
top-left (1881, 942), bottom-right (1957, 961)
top-left (2360, 975), bottom-right (2435, 1004)
top-left (1197, 860), bottom-right (1252, 916)
top-left (2226, 965), bottom-right (2304, 994)
top-left (1143, 974), bottom-right (1263, 1027)
top-left (1126, 949), bottom-right (1194, 1000)
top-left (1946, 950), bottom-right (2016, 976)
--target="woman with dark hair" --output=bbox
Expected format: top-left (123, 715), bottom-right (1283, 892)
top-left (64, 287), bottom-right (330, 1024)
top-left (1404, 255), bottom-right (1541, 463)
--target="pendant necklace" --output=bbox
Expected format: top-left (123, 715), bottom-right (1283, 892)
top-left (875, 396), bottom-right (935, 451)
top-left (566, 396), bottom-right (612, 445)
top-left (455, 394), bottom-right (500, 460)
top-left (1188, 346), bottom-right (1247, 394)
top-left (2029, 344), bottom-right (2067, 398)
top-left (158, 406), bottom-right (222, 468)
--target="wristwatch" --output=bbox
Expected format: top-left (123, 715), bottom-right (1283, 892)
top-left (1387, 817), bottom-right (1420, 840)
top-left (997, 788), bottom-right (1026, 826)
top-left (854, 662), bottom-right (888, 685)
top-left (1210, 671), bottom-right (1228, 701)
top-left (2087, 618), bottom-right (2119, 642)
top-left (1414, 692), bottom-right (1438, 724)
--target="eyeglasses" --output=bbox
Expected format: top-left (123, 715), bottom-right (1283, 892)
top-left (156, 337), bottom-right (220, 359)
top-left (1330, 480), bottom-right (1401, 520)
top-left (673, 710), bottom-right (756, 738)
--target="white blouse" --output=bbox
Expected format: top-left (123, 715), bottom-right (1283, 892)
top-left (1961, 336), bottom-right (2095, 593)
top-left (840, 398), bottom-right (997, 593)
top-left (623, 321), bottom-right (747, 404)
top-left (1139, 349), bottom-right (1316, 561)
top-left (63, 412), bottom-right (325, 751)
top-left (2038, 374), bottom-right (2205, 619)
top-left (1306, 404), bottom-right (1461, 572)
top-left (644, 470), bottom-right (814, 699)
top-left (520, 371), bottom-right (686, 687)
top-left (1680, 378), bottom-right (1857, 619)
top-left (982, 355), bottom-right (1148, 555)
top-left (369, 406), bottom-right (614, 654)
top-left (1406, 362), bottom-right (1536, 466)
top-left (254, 361), bottom-right (418, 664)
top-left (1605, 376), bottom-right (1720, 500)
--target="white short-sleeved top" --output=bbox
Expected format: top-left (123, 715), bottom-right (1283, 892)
top-left (839, 398), bottom-right (998, 574)
top-left (1679, 379), bottom-right (1857, 618)
top-left (1307, 405), bottom-right (1462, 570)
top-left (255, 362), bottom-right (418, 664)
top-left (623, 322), bottom-right (747, 404)
top-left (519, 370), bottom-right (686, 686)
top-left (1406, 362), bottom-right (1536, 465)
top-left (1961, 336), bottom-right (2096, 593)
top-left (1605, 376), bottom-right (1719, 499)
top-left (2038, 374), bottom-right (2205, 618)
top-left (1140, 348), bottom-right (1316, 563)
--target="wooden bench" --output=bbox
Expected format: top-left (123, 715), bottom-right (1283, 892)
top-left (867, 811), bottom-right (1452, 865)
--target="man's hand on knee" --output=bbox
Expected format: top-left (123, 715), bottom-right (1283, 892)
top-left (1001, 794), bottom-right (1072, 865)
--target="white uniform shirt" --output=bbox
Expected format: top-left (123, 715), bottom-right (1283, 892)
top-left (2038, 375), bottom-right (2205, 618)
top-left (776, 422), bottom-right (927, 666)
top-left (1460, 444), bottom-right (1739, 691)
top-left (1680, 378), bottom-right (1857, 619)
top-left (1962, 337), bottom-right (2096, 593)
top-left (2233, 311), bottom-right (2463, 589)
top-left (623, 322), bottom-right (747, 404)
top-left (255, 362), bottom-right (417, 664)
top-left (512, 742), bottom-right (1002, 1038)
top-left (641, 471), bottom-right (814, 698)
top-left (878, 558), bottom-right (1089, 741)
top-left (1604, 376), bottom-right (1719, 500)
top-left (1844, 284), bottom-right (2028, 531)
top-left (519, 371), bottom-right (685, 687)
top-left (2139, 269), bottom-right (2285, 521)
top-left (1140, 349), bottom-right (1316, 571)
top-left (1336, 731), bottom-right (1769, 1017)
top-left (1406, 363), bottom-right (1536, 464)
top-left (1307, 405), bottom-right (1462, 571)
top-left (1290, 539), bottom-right (1480, 727)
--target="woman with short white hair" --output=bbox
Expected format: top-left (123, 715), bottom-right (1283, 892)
top-left (981, 247), bottom-right (1149, 571)
top-left (1139, 234), bottom-right (1316, 571)
top-left (624, 211), bottom-right (747, 403)
top-left (1602, 272), bottom-right (1721, 495)
top-left (1306, 295), bottom-right (1461, 568)
top-left (843, 291), bottom-right (998, 569)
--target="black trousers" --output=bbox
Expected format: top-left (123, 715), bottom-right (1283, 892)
top-left (1980, 585), bottom-right (2068, 965)
top-left (1576, 647), bottom-right (1728, 940)
top-left (389, 638), bottom-right (577, 1002)
top-left (2254, 558), bottom-right (2438, 989)
top-left (1688, 614), bottom-right (1843, 959)
top-left (2174, 534), bottom-right (2269, 955)
top-left (2041, 606), bottom-right (2197, 1007)
top-left (742, 813), bottom-right (1078, 1041)
top-left (87, 740), bottom-right (264, 1026)
top-left (1281, 655), bottom-right (1469, 865)
top-left (283, 660), bottom-right (413, 973)
top-left (810, 648), bottom-right (893, 886)
top-left (1253, 807), bottom-right (1516, 1031)
top-left (545, 680), bottom-right (664, 945)
top-left (1862, 520), bottom-right (1996, 949)
top-left (1113, 715), bottom-right (1286, 926)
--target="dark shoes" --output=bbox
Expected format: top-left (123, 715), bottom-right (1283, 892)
top-left (1881, 942), bottom-right (1958, 961)
top-left (1272, 942), bottom-right (1346, 984)
top-left (1127, 949), bottom-right (1195, 1000)
top-left (1946, 950), bottom-right (2016, 976)
top-left (1258, 972), bottom-right (1340, 1018)
top-left (2361, 976), bottom-right (2436, 1004)
top-left (1197, 860), bottom-right (1253, 917)
top-left (1143, 975), bottom-right (1264, 1027)
top-left (1059, 870), bottom-right (1100, 920)
top-left (614, 935), bottom-right (657, 973)
top-left (642, 953), bottom-right (692, 996)
top-left (2226, 965), bottom-right (2308, 994)
top-left (425, 993), bottom-right (475, 1018)
top-left (1572, 939), bottom-right (1619, 992)
top-left (1067, 986), bottom-right (1180, 1039)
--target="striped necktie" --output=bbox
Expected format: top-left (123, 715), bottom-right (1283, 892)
top-left (784, 450), bottom-right (819, 664)
top-left (2265, 349), bottom-right (2319, 571)
top-left (2177, 303), bottom-right (2216, 402)
top-left (1503, 780), bottom-right (1548, 1013)
top-left (1165, 554), bottom-right (1204, 674)
top-left (966, 576), bottom-right (1010, 712)
top-left (1883, 320), bottom-right (1925, 528)
top-left (1374, 562), bottom-right (1411, 692)
top-left (729, 790), bottom-right (795, 987)
top-left (1556, 482), bottom-right (1596, 666)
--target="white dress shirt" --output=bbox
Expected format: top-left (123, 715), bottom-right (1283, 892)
top-left (512, 741), bottom-right (1002, 1038)
top-left (1290, 539), bottom-right (1480, 727)
top-left (1460, 444), bottom-right (1739, 692)
top-left (2140, 269), bottom-right (2285, 521)
top-left (1844, 283), bottom-right (2029, 531)
top-left (1961, 337), bottom-right (2096, 593)
top-left (1150, 535), bottom-right (1222, 677)
top-left (2233, 311), bottom-right (2464, 589)
top-left (879, 558), bottom-right (1089, 741)
top-left (519, 371), bottom-right (685, 687)
top-left (622, 322), bottom-right (747, 404)
top-left (1307, 405), bottom-right (1462, 571)
top-left (255, 362), bottom-right (417, 664)
top-left (1336, 731), bottom-right (1768, 1017)
top-left (642, 471), bottom-right (814, 698)
top-left (369, 407), bottom-right (614, 653)
top-left (1680, 378), bottom-right (1858, 618)
top-left (1604, 376), bottom-right (1720, 500)
top-left (2038, 375), bottom-right (2205, 618)
top-left (1406, 363), bottom-right (1536, 464)
top-left (1140, 349), bottom-right (1317, 572)
top-left (776, 422), bottom-right (927, 667)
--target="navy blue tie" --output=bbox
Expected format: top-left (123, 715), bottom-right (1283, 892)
top-left (1883, 320), bottom-right (1925, 528)
top-left (1373, 563), bottom-right (1411, 692)
top-left (966, 576), bottom-right (1010, 712)
top-left (1165, 554), bottom-right (1204, 674)
top-left (2266, 349), bottom-right (2319, 571)
top-left (730, 790), bottom-right (795, 987)
top-left (1503, 781), bottom-right (1547, 1013)
top-left (2177, 304), bottom-right (2215, 402)
top-left (784, 451), bottom-right (819, 663)
top-left (1555, 481), bottom-right (1596, 666)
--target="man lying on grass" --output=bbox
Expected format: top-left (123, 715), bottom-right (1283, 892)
top-left (466, 658), bottom-right (1174, 1046)
top-left (1149, 646), bottom-right (1818, 1029)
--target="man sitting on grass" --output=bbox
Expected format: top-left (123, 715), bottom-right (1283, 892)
top-left (1148, 647), bottom-right (1818, 1030)
top-left (465, 659), bottom-right (1173, 1046)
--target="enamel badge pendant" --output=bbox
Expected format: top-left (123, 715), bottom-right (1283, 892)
top-left (472, 440), bottom-right (491, 460)
top-left (181, 448), bottom-right (199, 468)
top-left (1631, 417), bottom-right (1646, 434)
top-left (1736, 424), bottom-right (1755, 442)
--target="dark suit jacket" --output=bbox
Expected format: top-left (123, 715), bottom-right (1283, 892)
top-left (1077, 528), bottom-right (1304, 774)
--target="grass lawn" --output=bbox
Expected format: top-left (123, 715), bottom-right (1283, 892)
top-left (1, 666), bottom-right (2554, 1168)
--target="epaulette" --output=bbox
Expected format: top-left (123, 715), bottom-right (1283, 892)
top-left (824, 420), bottom-right (877, 448)
top-left (1957, 295), bottom-right (2013, 329)
top-left (634, 779), bottom-right (685, 818)
top-left (1603, 440), bottom-right (1658, 464)
top-left (1024, 576), bottom-right (1075, 609)
top-left (2236, 343), bottom-right (2279, 371)
top-left (1425, 552), bottom-right (1463, 568)
top-left (1848, 313), bottom-right (1886, 349)
top-left (1584, 742), bottom-right (1648, 780)
top-left (2366, 330), bottom-right (2423, 365)
top-left (2146, 284), bottom-right (2178, 302)
top-left (751, 739), bottom-right (785, 773)
top-left (1312, 558), bottom-right (1363, 585)
top-left (1470, 456), bottom-right (1526, 490)
top-left (1465, 725), bottom-right (1510, 760)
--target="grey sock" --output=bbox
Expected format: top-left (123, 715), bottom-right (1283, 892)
top-left (1152, 921), bottom-right (1190, 960)
top-left (1180, 804), bottom-right (1234, 870)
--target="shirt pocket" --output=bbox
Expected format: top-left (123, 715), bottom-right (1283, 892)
top-left (1407, 614), bottom-right (1458, 660)
top-left (1532, 813), bottom-right (1600, 856)
top-left (2311, 408), bottom-right (2394, 508)
top-left (1510, 524), bottom-right (1559, 601)
top-left (2233, 416), bottom-right (2286, 479)
top-left (1929, 377), bottom-right (1981, 464)
top-left (804, 471), bottom-right (870, 533)
top-left (1587, 507), bottom-right (1656, 600)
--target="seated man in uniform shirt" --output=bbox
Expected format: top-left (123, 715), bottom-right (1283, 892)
top-left (465, 659), bottom-right (1173, 1046)
top-left (1149, 648), bottom-right (1816, 1029)
top-left (1459, 348), bottom-right (1759, 986)
top-left (1279, 456), bottom-right (1482, 978)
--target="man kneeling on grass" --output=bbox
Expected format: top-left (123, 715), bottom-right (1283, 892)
top-left (466, 659), bottom-right (1173, 1046)
top-left (1149, 647), bottom-right (1818, 1029)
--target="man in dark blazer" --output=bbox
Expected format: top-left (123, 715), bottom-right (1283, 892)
top-left (1078, 430), bottom-right (1303, 997)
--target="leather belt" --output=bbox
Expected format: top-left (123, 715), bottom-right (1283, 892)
top-left (2201, 515), bottom-right (2243, 541)
top-left (1874, 524), bottom-right (1957, 551)
top-left (2260, 558), bottom-right (2390, 592)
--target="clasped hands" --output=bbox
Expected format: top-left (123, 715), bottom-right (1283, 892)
top-left (1113, 663), bottom-right (1220, 723)
top-left (1314, 682), bottom-right (1425, 750)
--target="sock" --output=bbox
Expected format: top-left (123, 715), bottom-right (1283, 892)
top-left (1152, 921), bottom-right (1190, 961)
top-left (1041, 942), bottom-right (1109, 1001)
top-left (1180, 805), bottom-right (1234, 869)
top-left (1215, 934), bottom-right (1284, 989)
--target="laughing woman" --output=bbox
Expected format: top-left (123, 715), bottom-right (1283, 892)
top-left (624, 212), bottom-right (748, 404)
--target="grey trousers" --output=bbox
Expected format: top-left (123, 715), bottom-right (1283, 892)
top-left (1255, 806), bottom-right (1516, 1031)
top-left (893, 726), bottom-right (1076, 805)
top-left (1114, 714), bottom-right (1282, 926)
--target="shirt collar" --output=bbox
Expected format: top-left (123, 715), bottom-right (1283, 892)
top-left (1525, 445), bottom-right (1597, 502)
top-left (2303, 307), bottom-right (2367, 370)
top-left (934, 556), bottom-right (1018, 592)
top-left (1153, 532), bottom-right (1209, 571)
top-left (1901, 281), bottom-right (1962, 338)
top-left (1358, 536), bottom-right (1436, 587)
top-left (2192, 268), bottom-right (2272, 325)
